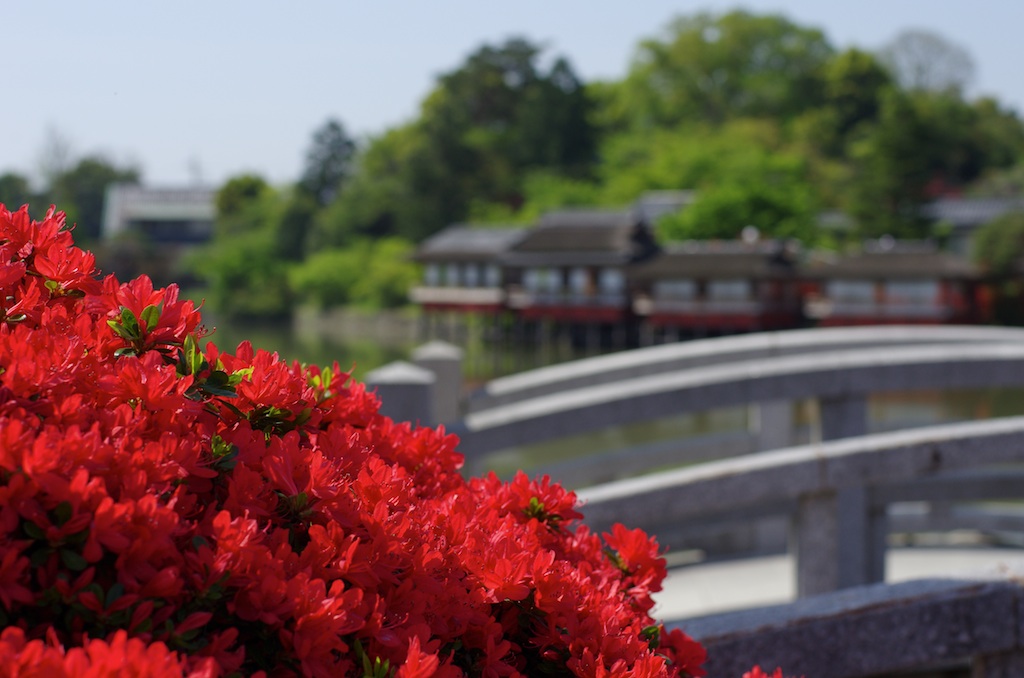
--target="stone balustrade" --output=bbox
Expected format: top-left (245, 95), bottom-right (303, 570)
top-left (468, 325), bottom-right (1024, 413)
top-left (577, 417), bottom-right (1024, 596)
top-left (452, 342), bottom-right (1024, 458)
top-left (680, 571), bottom-right (1024, 677)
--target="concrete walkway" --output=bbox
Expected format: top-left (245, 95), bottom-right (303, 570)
top-left (654, 547), bottom-right (1024, 621)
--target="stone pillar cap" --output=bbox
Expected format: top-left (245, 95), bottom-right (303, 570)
top-left (412, 341), bottom-right (464, 361)
top-left (365, 361), bottom-right (436, 385)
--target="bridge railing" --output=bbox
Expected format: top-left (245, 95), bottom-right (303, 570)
top-left (679, 571), bottom-right (1024, 678)
top-left (366, 329), bottom-right (1024, 597)
top-left (577, 416), bottom-right (1024, 597)
top-left (466, 325), bottom-right (1024, 413)
top-left (366, 330), bottom-right (1024, 672)
top-left (450, 341), bottom-right (1024, 460)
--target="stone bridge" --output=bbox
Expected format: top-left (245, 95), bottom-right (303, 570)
top-left (366, 327), bottom-right (1024, 676)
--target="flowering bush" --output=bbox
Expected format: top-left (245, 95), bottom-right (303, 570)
top-left (0, 203), bottom-right (788, 677)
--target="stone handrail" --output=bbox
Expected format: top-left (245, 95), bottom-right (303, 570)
top-left (468, 325), bottom-right (1024, 413)
top-left (577, 416), bottom-right (1024, 596)
top-left (678, 571), bottom-right (1024, 677)
top-left (451, 342), bottom-right (1024, 457)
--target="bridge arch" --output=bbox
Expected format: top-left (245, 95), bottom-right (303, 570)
top-left (454, 341), bottom-right (1024, 458)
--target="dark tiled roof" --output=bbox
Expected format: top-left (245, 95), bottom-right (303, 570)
top-left (921, 197), bottom-right (1024, 229)
top-left (412, 225), bottom-right (526, 263)
top-left (628, 241), bottom-right (798, 280)
top-left (804, 247), bottom-right (979, 279)
top-left (528, 209), bottom-right (639, 246)
top-left (502, 209), bottom-right (657, 266)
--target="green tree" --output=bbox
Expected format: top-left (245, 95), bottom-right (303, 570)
top-left (614, 10), bottom-right (834, 128)
top-left (307, 125), bottom-right (426, 248)
top-left (48, 156), bottom-right (141, 242)
top-left (349, 238), bottom-right (420, 308)
top-left (878, 29), bottom-right (974, 94)
top-left (190, 177), bottom-right (292, 319)
top-left (969, 162), bottom-right (1024, 198)
top-left (299, 118), bottom-right (356, 208)
top-left (0, 172), bottom-right (35, 211)
top-left (429, 38), bottom-right (596, 177)
top-left (848, 90), bottom-right (1024, 237)
top-left (657, 152), bottom-right (818, 243)
top-left (313, 38), bottom-right (596, 245)
top-left (795, 48), bottom-right (893, 157)
top-left (597, 118), bottom-right (787, 202)
top-left (288, 238), bottom-right (418, 309)
top-left (972, 211), bottom-right (1024, 324)
top-left (275, 189), bottom-right (320, 260)
top-left (973, 211), bottom-right (1024, 277)
top-left (191, 228), bottom-right (293, 320)
top-left (215, 174), bottom-right (270, 223)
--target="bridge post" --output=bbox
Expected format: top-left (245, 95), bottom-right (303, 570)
top-left (412, 341), bottom-right (464, 424)
top-left (793, 485), bottom-right (887, 597)
top-left (365, 361), bottom-right (436, 426)
top-left (793, 491), bottom-right (838, 596)
top-left (752, 399), bottom-right (793, 451)
top-left (819, 393), bottom-right (868, 440)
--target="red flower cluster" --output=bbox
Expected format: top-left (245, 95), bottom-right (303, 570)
top-left (0, 204), bottom-right (789, 677)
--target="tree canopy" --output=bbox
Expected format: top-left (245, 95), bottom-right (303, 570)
top-left (309, 38), bottom-right (598, 248)
top-left (299, 118), bottom-right (356, 207)
top-left (609, 11), bottom-right (834, 128)
top-left (152, 13), bottom-right (1024, 315)
top-left (878, 29), bottom-right (975, 94)
top-left (46, 155), bottom-right (141, 242)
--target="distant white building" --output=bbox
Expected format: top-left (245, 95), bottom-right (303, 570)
top-left (101, 184), bottom-right (216, 244)
top-left (100, 184), bottom-right (217, 286)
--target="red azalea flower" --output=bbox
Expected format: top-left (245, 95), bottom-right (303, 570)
top-left (0, 202), bottom-right (771, 678)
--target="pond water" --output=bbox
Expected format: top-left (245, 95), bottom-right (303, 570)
top-left (197, 314), bottom-right (413, 382)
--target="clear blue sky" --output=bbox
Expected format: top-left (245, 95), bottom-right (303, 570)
top-left (3, 0), bottom-right (1022, 188)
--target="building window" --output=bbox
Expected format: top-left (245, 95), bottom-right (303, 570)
top-left (598, 269), bottom-right (624, 295)
top-left (569, 267), bottom-right (590, 295)
top-left (484, 264), bottom-right (501, 288)
top-left (886, 280), bottom-right (938, 303)
top-left (444, 263), bottom-right (460, 287)
top-left (463, 263), bottom-right (480, 288)
top-left (524, 268), bottom-right (561, 293)
top-left (424, 264), bottom-right (440, 286)
top-left (707, 279), bottom-right (750, 300)
top-left (828, 280), bottom-right (874, 302)
top-left (654, 280), bottom-right (696, 300)
top-left (523, 269), bottom-right (538, 291)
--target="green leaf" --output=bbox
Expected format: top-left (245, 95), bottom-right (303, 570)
top-left (106, 319), bottom-right (135, 341)
top-left (216, 399), bottom-right (247, 419)
top-left (140, 304), bottom-right (161, 332)
top-left (119, 307), bottom-right (141, 337)
top-left (107, 582), bottom-right (125, 607)
top-left (60, 549), bottom-right (88, 571)
top-left (85, 582), bottom-right (105, 606)
top-left (53, 501), bottom-right (73, 527)
top-left (22, 521), bottom-right (44, 540)
top-left (29, 548), bottom-right (51, 567)
top-left (182, 334), bottom-right (201, 375)
top-left (201, 376), bottom-right (239, 398)
top-left (229, 367), bottom-right (253, 385)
